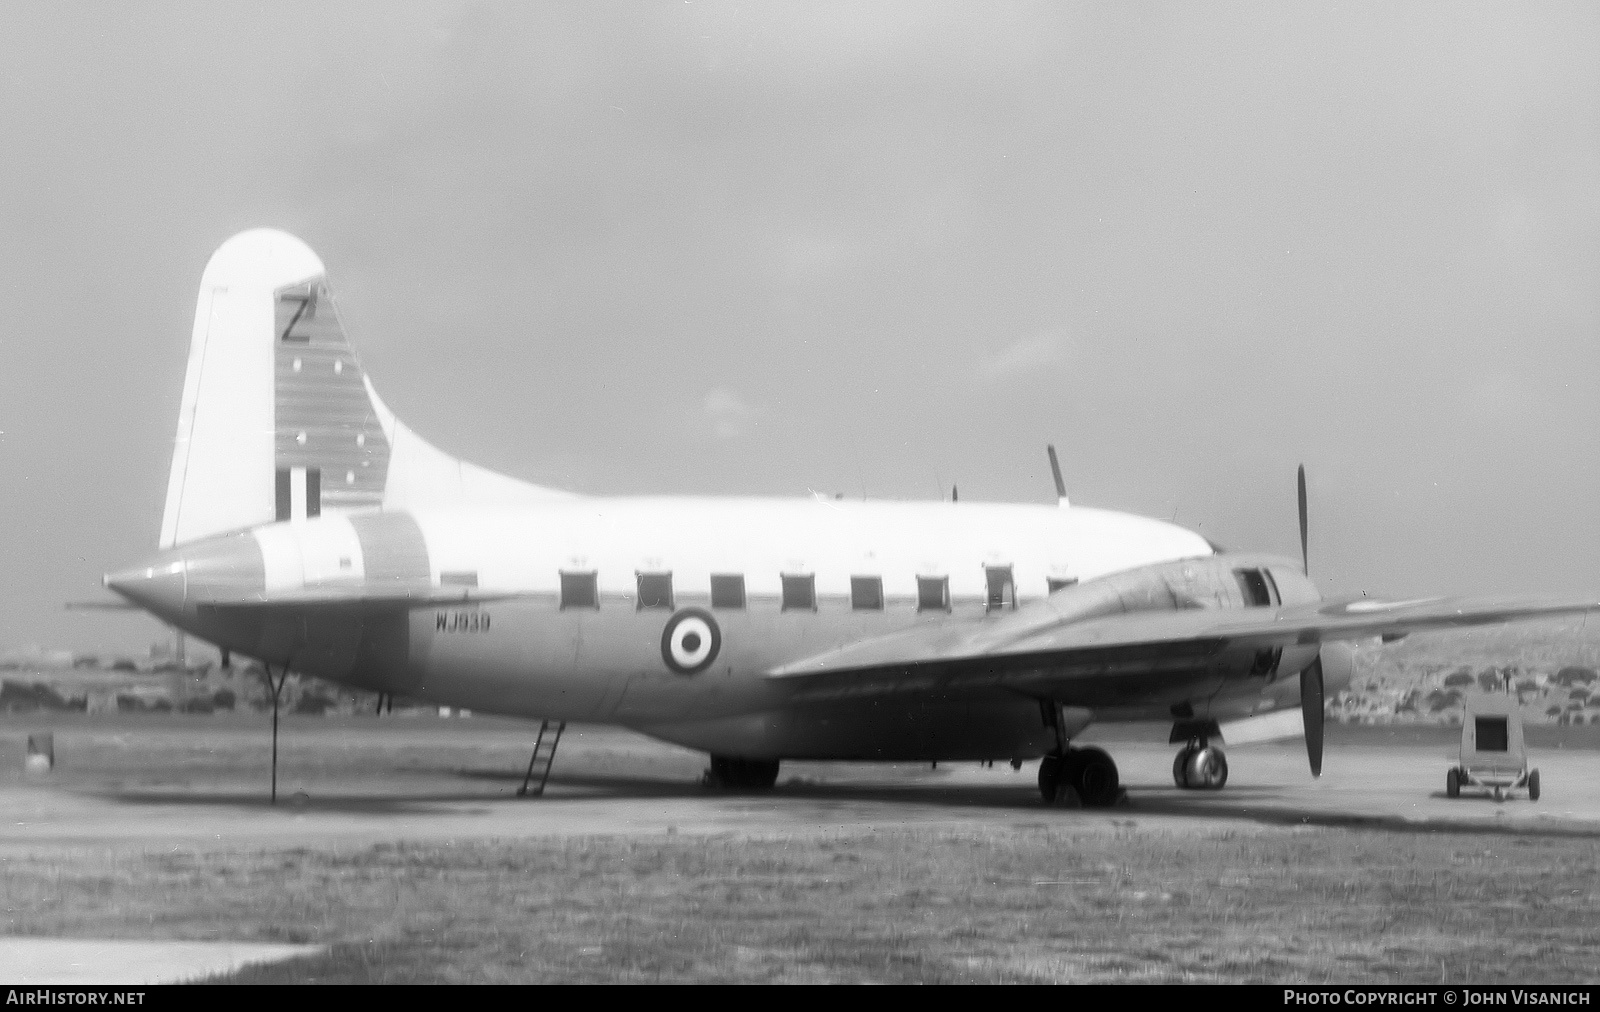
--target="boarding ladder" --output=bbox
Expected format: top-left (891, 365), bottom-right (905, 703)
top-left (517, 719), bottom-right (566, 797)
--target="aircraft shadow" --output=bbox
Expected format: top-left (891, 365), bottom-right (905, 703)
top-left (486, 767), bottom-right (1599, 837)
top-left (94, 789), bottom-right (503, 815)
top-left (85, 770), bottom-right (1598, 838)
top-left (1424, 790), bottom-right (1538, 803)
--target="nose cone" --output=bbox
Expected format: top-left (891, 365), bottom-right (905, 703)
top-left (104, 555), bottom-right (187, 616)
top-left (104, 533), bottom-right (265, 617)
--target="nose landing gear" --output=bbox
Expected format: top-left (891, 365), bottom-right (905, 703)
top-left (1172, 740), bottom-right (1228, 790)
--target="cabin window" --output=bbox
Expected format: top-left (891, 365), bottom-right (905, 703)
top-left (1233, 568), bottom-right (1276, 607)
top-left (985, 565), bottom-right (1015, 611)
top-left (1046, 576), bottom-right (1078, 594)
top-left (851, 576), bottom-right (884, 611)
top-left (710, 573), bottom-right (745, 609)
top-left (917, 575), bottom-right (950, 613)
top-left (636, 571), bottom-right (673, 610)
top-left (275, 468), bottom-right (291, 522)
top-left (305, 468), bottom-right (322, 519)
top-left (1475, 716), bottom-right (1509, 752)
top-left (781, 574), bottom-right (816, 611)
top-left (560, 571), bottom-right (599, 610)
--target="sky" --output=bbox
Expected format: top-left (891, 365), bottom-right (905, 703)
top-left (2, 2), bottom-right (1598, 655)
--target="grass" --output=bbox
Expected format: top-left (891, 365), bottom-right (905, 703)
top-left (3, 826), bottom-right (1597, 984)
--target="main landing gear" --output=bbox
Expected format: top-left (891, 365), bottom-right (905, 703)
top-left (704, 755), bottom-right (780, 790)
top-left (1172, 739), bottom-right (1228, 790)
top-left (1038, 747), bottom-right (1122, 807)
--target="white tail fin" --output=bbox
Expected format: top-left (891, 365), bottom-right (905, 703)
top-left (159, 229), bottom-right (574, 549)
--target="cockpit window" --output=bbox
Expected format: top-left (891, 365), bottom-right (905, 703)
top-left (1233, 568), bottom-right (1276, 607)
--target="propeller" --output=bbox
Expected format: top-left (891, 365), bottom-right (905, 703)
top-left (1301, 655), bottom-right (1325, 777)
top-left (1046, 445), bottom-right (1069, 505)
top-left (1297, 464), bottom-right (1309, 575)
top-left (1298, 462), bottom-right (1323, 777)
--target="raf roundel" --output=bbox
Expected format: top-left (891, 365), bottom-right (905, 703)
top-left (661, 608), bottom-right (721, 675)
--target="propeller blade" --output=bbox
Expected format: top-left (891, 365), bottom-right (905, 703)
top-left (1047, 445), bottom-right (1067, 499)
top-left (1297, 464), bottom-right (1309, 575)
top-left (1301, 654), bottom-right (1325, 777)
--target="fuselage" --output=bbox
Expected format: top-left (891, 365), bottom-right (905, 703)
top-left (107, 495), bottom-right (1325, 760)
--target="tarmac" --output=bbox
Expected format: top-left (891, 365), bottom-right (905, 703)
top-left (1, 939), bottom-right (322, 986)
top-left (0, 716), bottom-right (1595, 846)
top-left (0, 715), bottom-right (1596, 983)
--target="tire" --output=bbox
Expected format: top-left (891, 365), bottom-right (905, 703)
top-left (1185, 746), bottom-right (1227, 789)
top-left (744, 759), bottom-right (780, 789)
top-left (1446, 767), bottom-right (1460, 799)
top-left (1172, 747), bottom-right (1193, 789)
top-left (1038, 755), bottom-right (1062, 803)
top-left (1527, 769), bottom-right (1540, 802)
top-left (1205, 750), bottom-right (1228, 790)
top-left (1073, 747), bottom-right (1121, 807)
top-left (708, 756), bottom-right (780, 790)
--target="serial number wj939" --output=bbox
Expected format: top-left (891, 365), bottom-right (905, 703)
top-left (436, 610), bottom-right (491, 633)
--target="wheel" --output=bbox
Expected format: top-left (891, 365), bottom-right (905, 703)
top-left (1446, 768), bottom-right (1460, 799)
top-left (1527, 769), bottom-right (1540, 802)
top-left (1204, 750), bottom-right (1228, 790)
top-left (707, 756), bottom-right (780, 790)
top-left (1172, 746), bottom-right (1194, 788)
top-left (1072, 747), bottom-right (1121, 807)
top-left (1038, 755), bottom-right (1062, 803)
top-left (1184, 746), bottom-right (1228, 790)
top-left (743, 758), bottom-right (780, 789)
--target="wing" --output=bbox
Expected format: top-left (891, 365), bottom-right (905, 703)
top-left (766, 593), bottom-right (1600, 703)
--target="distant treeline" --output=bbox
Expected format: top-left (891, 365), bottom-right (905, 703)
top-left (0, 672), bottom-right (427, 716)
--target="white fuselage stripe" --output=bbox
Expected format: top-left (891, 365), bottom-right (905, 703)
top-left (259, 498), bottom-right (1214, 601)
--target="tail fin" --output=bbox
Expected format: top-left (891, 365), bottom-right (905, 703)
top-left (159, 229), bottom-right (573, 549)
